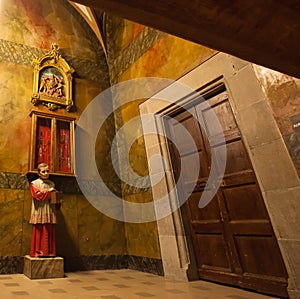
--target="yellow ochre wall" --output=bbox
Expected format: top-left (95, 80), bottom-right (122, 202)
top-left (105, 15), bottom-right (217, 259)
top-left (0, 0), bottom-right (125, 273)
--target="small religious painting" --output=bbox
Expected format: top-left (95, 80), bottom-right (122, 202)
top-left (31, 44), bottom-right (74, 111)
top-left (39, 67), bottom-right (66, 99)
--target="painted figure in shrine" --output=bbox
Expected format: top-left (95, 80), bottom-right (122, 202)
top-left (39, 70), bottom-right (66, 98)
top-left (29, 163), bottom-right (61, 257)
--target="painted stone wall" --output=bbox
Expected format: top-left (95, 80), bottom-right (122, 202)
top-left (254, 66), bottom-right (300, 178)
top-left (251, 66), bottom-right (300, 298)
top-left (0, 0), bottom-right (126, 273)
top-left (105, 15), bottom-right (217, 261)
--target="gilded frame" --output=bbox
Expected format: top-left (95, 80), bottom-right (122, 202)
top-left (31, 44), bottom-right (74, 111)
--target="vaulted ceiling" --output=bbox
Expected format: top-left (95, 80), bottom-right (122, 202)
top-left (72, 0), bottom-right (300, 78)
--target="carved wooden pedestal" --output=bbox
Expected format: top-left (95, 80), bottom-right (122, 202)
top-left (23, 255), bottom-right (64, 279)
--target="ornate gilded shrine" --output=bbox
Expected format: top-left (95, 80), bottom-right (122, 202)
top-left (29, 44), bottom-right (76, 175)
top-left (31, 44), bottom-right (74, 111)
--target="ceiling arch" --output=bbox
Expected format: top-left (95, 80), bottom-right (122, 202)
top-left (71, 0), bottom-right (300, 78)
top-left (69, 1), bottom-right (107, 57)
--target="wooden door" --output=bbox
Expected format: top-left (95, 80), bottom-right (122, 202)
top-left (165, 87), bottom-right (288, 297)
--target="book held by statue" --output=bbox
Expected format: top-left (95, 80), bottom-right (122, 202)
top-left (50, 191), bottom-right (63, 204)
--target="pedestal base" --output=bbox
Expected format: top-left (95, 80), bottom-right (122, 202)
top-left (23, 255), bottom-right (64, 279)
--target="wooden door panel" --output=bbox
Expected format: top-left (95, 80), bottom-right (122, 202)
top-left (169, 111), bottom-right (205, 153)
top-left (200, 99), bottom-right (239, 144)
top-left (181, 152), bottom-right (207, 184)
top-left (188, 192), bottom-right (220, 221)
top-left (168, 111), bottom-right (210, 182)
top-left (187, 193), bottom-right (223, 237)
top-left (165, 88), bottom-right (288, 297)
top-left (234, 236), bottom-right (288, 277)
top-left (221, 170), bottom-right (255, 186)
top-left (209, 99), bottom-right (238, 133)
top-left (228, 222), bottom-right (273, 235)
top-left (196, 234), bottom-right (231, 271)
top-left (224, 140), bottom-right (252, 174)
top-left (222, 185), bottom-right (269, 221)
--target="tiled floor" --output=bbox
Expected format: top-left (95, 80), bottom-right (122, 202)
top-left (0, 269), bottom-right (281, 299)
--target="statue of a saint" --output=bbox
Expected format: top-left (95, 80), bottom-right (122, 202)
top-left (29, 163), bottom-right (62, 257)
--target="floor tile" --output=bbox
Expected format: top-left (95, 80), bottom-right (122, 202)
top-left (37, 281), bottom-right (53, 285)
top-left (113, 284), bottom-right (130, 288)
top-left (135, 292), bottom-right (155, 297)
top-left (82, 286), bottom-right (100, 291)
top-left (165, 288), bottom-right (186, 294)
top-left (0, 269), bottom-right (282, 299)
top-left (97, 277), bottom-right (109, 281)
top-left (48, 288), bottom-right (67, 293)
top-left (4, 282), bottom-right (20, 287)
top-left (227, 295), bottom-right (252, 299)
top-left (11, 291), bottom-right (30, 296)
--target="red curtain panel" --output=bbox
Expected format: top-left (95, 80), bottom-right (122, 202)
top-left (56, 120), bottom-right (71, 172)
top-left (35, 118), bottom-right (52, 167)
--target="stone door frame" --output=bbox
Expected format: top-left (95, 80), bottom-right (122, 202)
top-left (140, 52), bottom-right (300, 298)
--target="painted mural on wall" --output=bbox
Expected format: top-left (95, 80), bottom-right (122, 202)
top-left (0, 0), bottom-right (126, 267)
top-left (254, 65), bottom-right (300, 177)
top-left (0, 0), bottom-right (99, 61)
top-left (0, 0), bottom-right (108, 173)
top-left (106, 17), bottom-right (145, 61)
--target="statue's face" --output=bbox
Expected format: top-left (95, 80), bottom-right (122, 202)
top-left (39, 166), bottom-right (50, 180)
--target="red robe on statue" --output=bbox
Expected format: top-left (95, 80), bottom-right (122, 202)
top-left (29, 178), bottom-right (57, 257)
